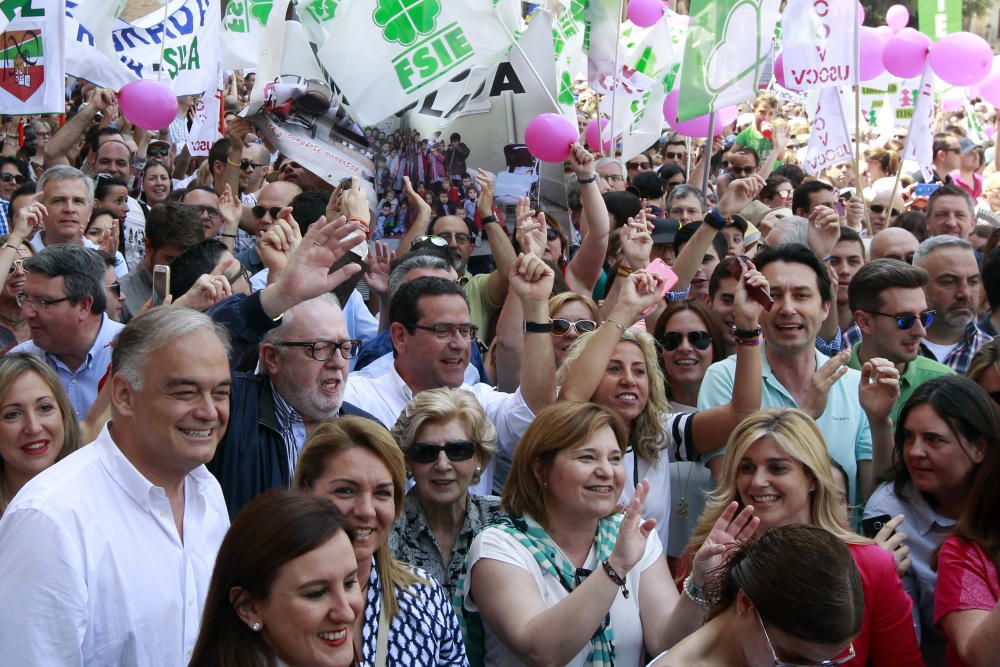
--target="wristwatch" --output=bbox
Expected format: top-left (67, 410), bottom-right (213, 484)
top-left (705, 208), bottom-right (729, 231)
top-left (480, 214), bottom-right (498, 225)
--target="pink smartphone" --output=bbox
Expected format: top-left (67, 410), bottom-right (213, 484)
top-left (641, 258), bottom-right (679, 314)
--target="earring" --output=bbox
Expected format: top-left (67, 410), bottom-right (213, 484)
top-left (809, 484), bottom-right (816, 493)
top-left (251, 622), bottom-right (262, 632)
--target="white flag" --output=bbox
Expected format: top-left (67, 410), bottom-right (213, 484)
top-left (314, 0), bottom-right (521, 126)
top-left (780, 0), bottom-right (855, 89)
top-left (0, 0), bottom-right (65, 114)
top-left (803, 87), bottom-right (852, 175)
top-left (221, 0), bottom-right (287, 69)
top-left (187, 72), bottom-right (222, 156)
top-left (902, 64), bottom-right (935, 182)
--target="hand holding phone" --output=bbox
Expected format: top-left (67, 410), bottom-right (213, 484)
top-left (861, 513), bottom-right (892, 539)
top-left (726, 256), bottom-right (774, 311)
top-left (641, 258), bottom-right (679, 315)
top-left (152, 264), bottom-right (170, 306)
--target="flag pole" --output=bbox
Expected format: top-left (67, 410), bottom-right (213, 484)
top-left (609, 0), bottom-right (626, 158)
top-left (701, 112), bottom-right (715, 197)
top-left (156, 1), bottom-right (170, 82)
top-left (851, 8), bottom-right (872, 235)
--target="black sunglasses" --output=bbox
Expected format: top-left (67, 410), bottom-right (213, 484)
top-left (728, 165), bottom-right (756, 176)
top-left (660, 330), bottom-right (713, 351)
top-left (551, 318), bottom-right (598, 336)
top-left (546, 227), bottom-right (559, 241)
top-left (869, 204), bottom-right (901, 216)
top-left (147, 146), bottom-right (170, 158)
top-left (240, 158), bottom-right (266, 170)
top-left (252, 205), bottom-right (283, 220)
top-left (105, 281), bottom-right (121, 298)
top-left (408, 440), bottom-right (478, 464)
top-left (865, 309), bottom-right (935, 330)
top-left (0, 172), bottom-right (25, 184)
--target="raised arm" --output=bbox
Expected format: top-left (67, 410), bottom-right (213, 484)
top-left (44, 88), bottom-right (116, 167)
top-left (564, 143), bottom-right (610, 294)
top-left (481, 170), bottom-right (518, 306)
top-left (397, 175), bottom-right (432, 253)
top-left (758, 123), bottom-right (789, 180)
top-left (858, 358), bottom-right (901, 500)
top-left (807, 205), bottom-right (844, 343)
top-left (599, 216), bottom-right (652, 319)
top-left (0, 198), bottom-right (42, 282)
top-left (219, 119), bottom-right (252, 196)
top-left (511, 253), bottom-right (556, 413)
top-left (688, 266), bottom-right (767, 454)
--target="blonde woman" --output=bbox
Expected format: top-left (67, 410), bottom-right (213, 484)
top-left (295, 417), bottom-right (467, 666)
top-left (680, 408), bottom-right (923, 667)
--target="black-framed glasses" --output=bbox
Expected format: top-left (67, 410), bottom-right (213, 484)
top-left (252, 205), bottom-right (283, 220)
top-left (147, 146), bottom-right (170, 158)
top-left (869, 204), bottom-right (901, 216)
top-left (0, 172), bottom-right (25, 184)
top-left (272, 339), bottom-right (361, 361)
top-left (757, 611), bottom-right (856, 667)
top-left (865, 309), bottom-right (935, 330)
top-left (660, 330), bottom-right (713, 351)
top-left (410, 322), bottom-right (478, 340)
top-left (546, 227), bottom-right (559, 241)
top-left (663, 151), bottom-right (686, 160)
top-left (436, 231), bottom-right (471, 245)
top-left (105, 281), bottom-right (121, 298)
top-left (7, 259), bottom-right (25, 275)
top-left (551, 318), bottom-right (597, 336)
top-left (412, 235), bottom-right (448, 248)
top-left (192, 205), bottom-right (222, 220)
top-left (240, 158), bottom-right (267, 171)
top-left (17, 294), bottom-right (71, 309)
top-left (626, 161), bottom-right (651, 170)
top-left (408, 440), bottom-right (477, 464)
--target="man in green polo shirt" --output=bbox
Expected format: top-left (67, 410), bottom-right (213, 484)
top-left (846, 259), bottom-right (954, 425)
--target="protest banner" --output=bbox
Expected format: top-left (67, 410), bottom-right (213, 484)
top-left (902, 63), bottom-right (936, 181)
top-left (677, 0), bottom-right (780, 121)
top-left (311, 0), bottom-right (522, 127)
top-left (780, 0), bottom-right (854, 89)
top-left (918, 0), bottom-right (961, 41)
top-left (221, 0), bottom-right (285, 69)
top-left (187, 72), bottom-right (222, 157)
top-left (0, 0), bottom-right (64, 114)
top-left (66, 0), bottom-right (220, 96)
top-left (802, 86), bottom-right (852, 175)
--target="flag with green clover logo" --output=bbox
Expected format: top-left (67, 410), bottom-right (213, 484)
top-left (315, 0), bottom-right (521, 125)
top-left (677, 0), bottom-right (780, 122)
top-left (222, 0), bottom-right (285, 68)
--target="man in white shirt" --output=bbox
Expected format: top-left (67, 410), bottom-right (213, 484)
top-left (344, 257), bottom-right (556, 493)
top-left (0, 306), bottom-right (232, 665)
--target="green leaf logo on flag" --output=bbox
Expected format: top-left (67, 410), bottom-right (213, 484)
top-left (302, 0), bottom-right (339, 24)
top-left (373, 0), bottom-right (441, 47)
top-left (223, 0), bottom-right (274, 34)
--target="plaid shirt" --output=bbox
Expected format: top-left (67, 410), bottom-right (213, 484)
top-left (0, 199), bottom-right (9, 236)
top-left (815, 322), bottom-right (862, 356)
top-left (919, 322), bottom-right (993, 375)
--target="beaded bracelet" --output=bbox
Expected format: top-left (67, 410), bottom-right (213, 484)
top-left (683, 575), bottom-right (708, 608)
top-left (735, 337), bottom-right (762, 346)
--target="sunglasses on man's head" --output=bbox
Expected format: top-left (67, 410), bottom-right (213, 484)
top-left (660, 330), bottom-right (713, 351)
top-left (408, 440), bottom-right (478, 464)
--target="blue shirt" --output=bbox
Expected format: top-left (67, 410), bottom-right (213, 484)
top-left (698, 346), bottom-right (872, 504)
top-left (9, 315), bottom-right (124, 419)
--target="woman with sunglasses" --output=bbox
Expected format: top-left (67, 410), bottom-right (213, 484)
top-left (651, 524), bottom-right (864, 667)
top-left (652, 299), bottom-right (728, 559)
top-left (295, 417), bottom-right (468, 666)
top-left (559, 265), bottom-right (768, 547)
top-left (682, 408), bottom-right (923, 666)
top-left (863, 376), bottom-right (999, 664)
top-left (0, 200), bottom-right (43, 350)
top-left (390, 389), bottom-right (503, 647)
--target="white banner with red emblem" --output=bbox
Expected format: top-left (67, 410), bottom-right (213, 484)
top-left (0, 0), bottom-right (65, 114)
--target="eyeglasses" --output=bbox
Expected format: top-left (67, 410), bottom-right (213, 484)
top-left (412, 235), bottom-right (449, 248)
top-left (7, 259), bottom-right (25, 275)
top-left (757, 612), bottom-right (856, 667)
top-left (410, 322), bottom-right (479, 340)
top-left (252, 205), bottom-right (283, 220)
top-left (17, 294), bottom-right (71, 309)
top-left (0, 172), bottom-right (25, 184)
top-left (663, 151), bottom-right (686, 160)
top-left (240, 158), bottom-right (267, 170)
top-left (660, 330), bottom-right (713, 351)
top-left (408, 440), bottom-right (478, 463)
top-left (869, 204), bottom-right (901, 216)
top-left (865, 309), bottom-right (935, 330)
top-left (729, 165), bottom-right (757, 176)
top-left (436, 231), bottom-right (471, 245)
top-left (600, 173), bottom-right (625, 183)
top-left (105, 281), bottom-right (121, 298)
top-left (551, 318), bottom-right (598, 336)
top-left (147, 146), bottom-right (170, 158)
top-left (272, 339), bottom-right (361, 360)
top-left (192, 205), bottom-right (222, 220)
top-left (626, 161), bottom-right (651, 170)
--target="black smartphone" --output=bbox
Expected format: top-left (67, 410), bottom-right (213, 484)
top-left (861, 514), bottom-right (892, 539)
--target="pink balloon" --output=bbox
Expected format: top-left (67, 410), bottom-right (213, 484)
top-left (875, 25), bottom-right (894, 38)
top-left (941, 93), bottom-right (964, 113)
top-left (118, 80), bottom-right (178, 131)
top-left (627, 0), bottom-right (664, 27)
top-left (978, 68), bottom-right (1000, 107)
top-left (585, 118), bottom-right (612, 153)
top-left (661, 91), bottom-right (737, 138)
top-left (929, 32), bottom-right (994, 86)
top-left (525, 113), bottom-right (577, 162)
top-left (882, 28), bottom-right (931, 79)
top-left (885, 4), bottom-right (909, 32)
top-left (859, 27), bottom-right (888, 81)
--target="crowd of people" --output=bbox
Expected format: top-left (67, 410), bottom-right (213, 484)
top-left (0, 70), bottom-right (996, 667)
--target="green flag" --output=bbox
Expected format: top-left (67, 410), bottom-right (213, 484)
top-left (677, 0), bottom-right (780, 122)
top-left (918, 0), bottom-right (962, 41)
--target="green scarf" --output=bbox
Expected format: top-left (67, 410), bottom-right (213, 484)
top-left (454, 513), bottom-right (623, 667)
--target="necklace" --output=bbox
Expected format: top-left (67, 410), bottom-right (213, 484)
top-left (0, 309), bottom-right (25, 329)
top-left (675, 463), bottom-right (695, 519)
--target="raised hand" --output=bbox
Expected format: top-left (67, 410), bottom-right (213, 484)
top-left (731, 263), bottom-right (770, 329)
top-left (801, 350), bottom-right (851, 419)
top-left (8, 195), bottom-right (45, 245)
top-left (475, 168), bottom-right (496, 219)
top-left (365, 240), bottom-right (395, 297)
top-left (608, 480), bottom-right (658, 576)
top-left (567, 142), bottom-right (596, 178)
top-left (718, 174), bottom-right (765, 218)
top-left (509, 252), bottom-right (554, 305)
top-left (257, 212), bottom-right (303, 279)
top-left (692, 501), bottom-right (759, 583)
top-left (844, 195), bottom-right (866, 232)
top-left (612, 271), bottom-right (665, 324)
top-left (403, 175), bottom-right (430, 219)
top-left (218, 183), bottom-right (243, 229)
top-left (619, 215), bottom-right (653, 270)
top-left (339, 176), bottom-right (370, 227)
top-left (807, 204), bottom-right (842, 259)
top-left (173, 269), bottom-right (232, 312)
top-left (859, 357), bottom-right (901, 424)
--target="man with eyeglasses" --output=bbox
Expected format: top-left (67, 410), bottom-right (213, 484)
top-left (345, 265), bottom-right (557, 494)
top-left (0, 157), bottom-right (28, 235)
top-left (9, 244), bottom-right (124, 418)
top-left (180, 186), bottom-right (225, 238)
top-left (595, 157), bottom-right (627, 193)
top-left (867, 189), bottom-right (905, 234)
top-left (660, 134), bottom-right (688, 167)
top-left (846, 260), bottom-right (954, 424)
top-left (913, 236), bottom-right (992, 374)
top-left (726, 148), bottom-right (760, 180)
